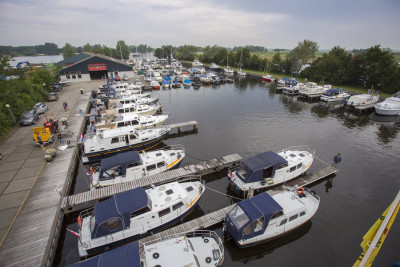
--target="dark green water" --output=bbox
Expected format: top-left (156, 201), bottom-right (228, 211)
top-left (57, 75), bottom-right (400, 266)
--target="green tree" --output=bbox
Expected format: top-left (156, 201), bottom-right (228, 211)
top-left (288, 39), bottom-right (319, 74)
top-left (83, 43), bottom-right (92, 52)
top-left (154, 48), bottom-right (163, 59)
top-left (62, 43), bottom-right (76, 60)
top-left (270, 53), bottom-right (283, 73)
top-left (116, 40), bottom-right (130, 60)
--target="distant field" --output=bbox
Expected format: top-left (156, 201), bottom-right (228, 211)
top-left (252, 51), bottom-right (328, 60)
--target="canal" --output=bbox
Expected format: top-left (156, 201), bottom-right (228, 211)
top-left (56, 75), bottom-right (400, 266)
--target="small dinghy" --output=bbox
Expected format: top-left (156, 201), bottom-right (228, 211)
top-left (77, 179), bottom-right (205, 257)
top-left (224, 188), bottom-right (320, 248)
top-left (88, 145), bottom-right (185, 189)
top-left (68, 230), bottom-right (224, 267)
top-left (228, 146), bottom-right (315, 196)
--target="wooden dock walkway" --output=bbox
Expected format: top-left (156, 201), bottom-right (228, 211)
top-left (61, 153), bottom-right (242, 212)
top-left (139, 165), bottom-right (336, 243)
top-left (166, 121), bottom-right (198, 132)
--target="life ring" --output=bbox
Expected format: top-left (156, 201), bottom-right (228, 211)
top-left (296, 187), bottom-right (305, 194)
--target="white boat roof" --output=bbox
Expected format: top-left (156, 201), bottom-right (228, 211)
top-left (146, 182), bottom-right (190, 211)
top-left (273, 191), bottom-right (304, 214)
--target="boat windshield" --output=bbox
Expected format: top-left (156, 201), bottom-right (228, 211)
top-left (228, 205), bottom-right (250, 229)
top-left (236, 164), bottom-right (250, 181)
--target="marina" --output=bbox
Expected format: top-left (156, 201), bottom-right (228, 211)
top-left (0, 74), bottom-right (399, 267)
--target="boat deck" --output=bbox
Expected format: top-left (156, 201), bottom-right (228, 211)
top-left (61, 153), bottom-right (242, 212)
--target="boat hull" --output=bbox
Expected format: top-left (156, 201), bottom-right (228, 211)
top-left (83, 133), bottom-right (168, 163)
top-left (375, 107), bottom-right (400, 116)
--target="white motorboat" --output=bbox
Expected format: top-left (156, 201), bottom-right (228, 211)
top-left (298, 82), bottom-right (326, 98)
top-left (93, 111), bottom-right (169, 132)
top-left (150, 80), bottom-right (160, 90)
top-left (237, 70), bottom-right (247, 76)
top-left (69, 230), bottom-right (224, 266)
top-left (115, 102), bottom-right (163, 116)
top-left (228, 146), bottom-right (315, 196)
top-left (117, 95), bottom-right (158, 106)
top-left (77, 179), bottom-right (205, 257)
top-left (282, 82), bottom-right (303, 95)
top-left (224, 67), bottom-right (234, 74)
top-left (320, 89), bottom-right (351, 102)
top-left (88, 145), bottom-right (185, 189)
top-left (344, 93), bottom-right (380, 107)
top-left (374, 91), bottom-right (400, 116)
top-left (224, 188), bottom-right (320, 248)
top-left (82, 126), bottom-right (170, 163)
top-left (192, 59), bottom-right (204, 68)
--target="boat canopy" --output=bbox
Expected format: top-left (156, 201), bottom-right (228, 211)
top-left (92, 187), bottom-right (149, 239)
top-left (225, 193), bottom-right (283, 241)
top-left (163, 75), bottom-right (172, 81)
top-left (162, 79), bottom-right (171, 85)
top-left (67, 242), bottom-right (141, 267)
top-left (184, 79), bottom-right (191, 84)
top-left (99, 151), bottom-right (141, 180)
top-left (239, 151), bottom-right (287, 183)
top-left (323, 89), bottom-right (339, 96)
top-left (285, 79), bottom-right (297, 86)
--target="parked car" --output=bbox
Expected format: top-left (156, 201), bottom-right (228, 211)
top-left (53, 84), bottom-right (62, 92)
top-left (47, 92), bottom-right (59, 101)
top-left (20, 110), bottom-right (40, 126)
top-left (123, 74), bottom-right (129, 81)
top-left (115, 75), bottom-right (121, 81)
top-left (33, 102), bottom-right (48, 114)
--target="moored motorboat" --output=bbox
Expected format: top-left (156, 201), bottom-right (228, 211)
top-left (150, 80), bottom-right (161, 90)
top-left (262, 74), bottom-right (273, 82)
top-left (298, 82), bottom-right (326, 98)
top-left (344, 93), bottom-right (380, 107)
top-left (183, 79), bottom-right (191, 87)
top-left (68, 230), bottom-right (224, 267)
top-left (209, 63), bottom-right (222, 72)
top-left (320, 89), bottom-right (351, 102)
top-left (88, 145), bottom-right (185, 189)
top-left (228, 146), bottom-right (315, 196)
top-left (374, 91), bottom-right (400, 116)
top-left (224, 188), bottom-right (320, 248)
top-left (77, 179), bottom-right (205, 257)
top-left (82, 126), bottom-right (170, 163)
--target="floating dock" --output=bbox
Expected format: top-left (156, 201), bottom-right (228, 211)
top-left (166, 121), bottom-right (198, 132)
top-left (61, 153), bottom-right (242, 212)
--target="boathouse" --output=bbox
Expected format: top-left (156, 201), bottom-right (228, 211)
top-left (58, 52), bottom-right (134, 82)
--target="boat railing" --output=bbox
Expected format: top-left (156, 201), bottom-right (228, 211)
top-left (278, 145), bottom-right (315, 156)
top-left (77, 207), bottom-right (94, 240)
top-left (305, 187), bottom-right (320, 202)
top-left (159, 144), bottom-right (185, 154)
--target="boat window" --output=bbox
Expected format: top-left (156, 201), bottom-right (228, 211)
top-left (289, 214), bottom-right (298, 222)
top-left (117, 122), bottom-right (124, 127)
top-left (125, 121), bottom-right (131, 126)
top-left (156, 153), bottom-right (162, 157)
top-left (146, 164), bottom-right (156, 171)
top-left (125, 108), bottom-right (129, 113)
top-left (229, 206), bottom-right (250, 229)
top-left (277, 163), bottom-right (288, 170)
top-left (279, 218), bottom-right (288, 226)
top-left (186, 186), bottom-right (194, 192)
top-left (300, 211), bottom-right (306, 217)
top-left (118, 109), bottom-right (123, 114)
top-left (111, 137), bottom-right (119, 144)
top-left (262, 166), bottom-right (273, 178)
top-left (102, 218), bottom-right (122, 231)
top-left (289, 154), bottom-right (296, 158)
top-left (173, 202), bottom-right (184, 211)
top-left (127, 162), bottom-right (139, 169)
top-left (237, 164), bottom-right (250, 180)
top-left (243, 224), bottom-right (252, 235)
top-left (129, 134), bottom-right (136, 140)
top-left (271, 210), bottom-right (283, 219)
top-left (166, 189), bottom-right (173, 195)
top-left (297, 163), bottom-right (302, 169)
top-left (132, 120), bottom-right (139, 125)
top-left (170, 152), bottom-right (176, 157)
top-left (253, 217), bottom-right (264, 233)
top-left (131, 206), bottom-right (151, 218)
top-left (289, 166), bottom-right (296, 172)
top-left (299, 153), bottom-right (305, 157)
top-left (157, 162), bottom-right (165, 168)
top-left (158, 207), bottom-right (170, 217)
top-left (130, 107), bottom-right (135, 112)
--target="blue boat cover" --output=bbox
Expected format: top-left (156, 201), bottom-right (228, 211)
top-left (184, 79), bottom-right (191, 84)
top-left (162, 79), bottom-right (171, 85)
top-left (240, 151), bottom-right (287, 183)
top-left (324, 89), bottom-right (339, 96)
top-left (92, 187), bottom-right (149, 239)
top-left (67, 242), bottom-right (141, 267)
top-left (226, 193), bottom-right (282, 241)
top-left (99, 151), bottom-right (141, 180)
top-left (163, 75), bottom-right (172, 81)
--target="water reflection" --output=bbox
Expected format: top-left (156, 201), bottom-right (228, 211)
top-left (371, 114), bottom-right (400, 144)
top-left (224, 221), bottom-right (312, 264)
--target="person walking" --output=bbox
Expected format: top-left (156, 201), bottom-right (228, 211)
top-left (57, 131), bottom-right (63, 144)
top-left (36, 134), bottom-right (45, 150)
top-left (332, 153), bottom-right (341, 169)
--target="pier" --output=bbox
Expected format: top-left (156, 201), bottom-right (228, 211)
top-left (61, 153), bottom-right (242, 212)
top-left (167, 121), bottom-right (198, 132)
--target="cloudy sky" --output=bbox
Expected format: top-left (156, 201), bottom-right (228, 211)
top-left (1, 0), bottom-right (399, 50)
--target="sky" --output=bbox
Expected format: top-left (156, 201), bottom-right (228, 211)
top-left (1, 0), bottom-right (399, 51)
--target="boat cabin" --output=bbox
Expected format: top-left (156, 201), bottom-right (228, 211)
top-left (97, 151), bottom-right (142, 181)
top-left (225, 193), bottom-right (282, 241)
top-left (323, 89), bottom-right (340, 97)
top-left (236, 151), bottom-right (288, 183)
top-left (91, 187), bottom-right (150, 239)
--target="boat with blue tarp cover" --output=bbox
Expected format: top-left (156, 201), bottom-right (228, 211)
top-left (69, 230), bottom-right (224, 266)
top-left (224, 188), bottom-right (320, 248)
top-left (320, 88), bottom-right (351, 102)
top-left (77, 178), bottom-right (205, 257)
top-left (228, 146), bottom-right (315, 196)
top-left (88, 145), bottom-right (185, 189)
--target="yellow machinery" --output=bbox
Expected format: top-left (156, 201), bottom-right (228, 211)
top-left (32, 126), bottom-right (54, 145)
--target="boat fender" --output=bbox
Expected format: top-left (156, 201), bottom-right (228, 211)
top-left (203, 238), bottom-right (209, 243)
top-left (266, 178), bottom-right (274, 185)
top-left (296, 187), bottom-right (305, 194)
top-left (205, 257), bottom-right (212, 263)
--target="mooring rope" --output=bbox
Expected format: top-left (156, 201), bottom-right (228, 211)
top-left (204, 185), bottom-right (243, 201)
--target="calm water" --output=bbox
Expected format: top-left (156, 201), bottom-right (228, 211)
top-left (56, 76), bottom-right (400, 266)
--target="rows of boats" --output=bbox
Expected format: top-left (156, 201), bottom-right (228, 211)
top-left (272, 78), bottom-right (400, 116)
top-left (67, 75), bottom-right (324, 266)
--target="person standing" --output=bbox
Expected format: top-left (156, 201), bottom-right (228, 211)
top-left (57, 132), bottom-right (63, 144)
top-left (36, 134), bottom-right (45, 150)
top-left (332, 153), bottom-right (342, 169)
